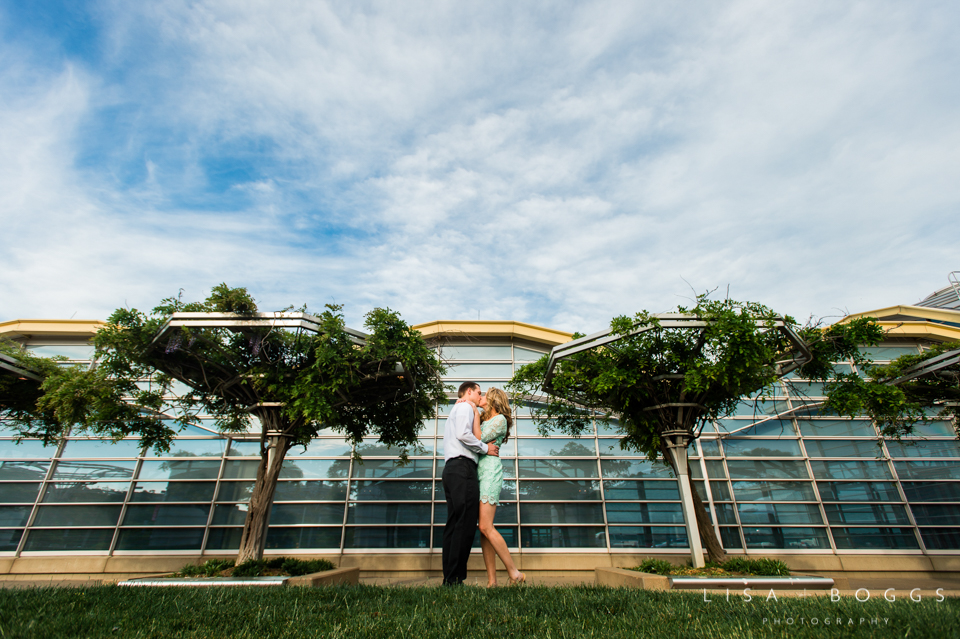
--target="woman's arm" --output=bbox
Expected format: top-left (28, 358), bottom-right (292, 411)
top-left (471, 407), bottom-right (482, 441)
top-left (480, 415), bottom-right (506, 443)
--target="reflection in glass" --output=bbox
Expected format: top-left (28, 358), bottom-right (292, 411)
top-left (33, 505), bottom-right (122, 527)
top-left (442, 363), bottom-right (514, 378)
top-left (600, 459), bottom-right (675, 479)
top-left (274, 481), bottom-right (348, 502)
top-left (61, 439), bottom-right (142, 458)
top-left (521, 526), bottom-right (606, 548)
top-left (700, 440), bottom-right (721, 456)
top-left (831, 527), bottom-right (919, 550)
top-left (806, 440), bottom-right (882, 458)
top-left (138, 460), bottom-right (220, 481)
top-left (0, 506), bottom-right (32, 527)
top-left (723, 439), bottom-right (802, 457)
top-left (205, 527), bottom-right (243, 550)
top-left (901, 481), bottom-right (960, 502)
top-left (115, 528), bottom-right (204, 550)
top-left (437, 345), bottom-right (513, 360)
top-left (0, 529), bottom-right (22, 551)
top-left (816, 482), bottom-right (900, 502)
top-left (726, 460), bottom-right (808, 479)
top-left (604, 502), bottom-right (683, 524)
top-left (221, 461), bottom-right (259, 480)
top-left (518, 459), bottom-right (598, 479)
top-left (346, 503), bottom-right (429, 524)
top-left (216, 482), bottom-right (254, 502)
top-left (520, 503), bottom-right (604, 524)
top-left (598, 440), bottom-right (647, 457)
top-left (24, 529), bottom-right (113, 551)
top-left (0, 482), bottom-right (42, 503)
top-left (0, 440), bottom-right (59, 459)
top-left (602, 480), bottom-right (679, 501)
top-left (715, 420), bottom-right (796, 437)
top-left (919, 528), bottom-right (960, 550)
top-left (130, 482), bottom-right (215, 503)
top-left (517, 480), bottom-right (600, 501)
top-left (226, 441), bottom-right (261, 456)
top-left (810, 460), bottom-right (892, 480)
top-left (52, 460), bottom-right (135, 481)
top-left (267, 527), bottom-right (342, 549)
top-left (521, 439), bottom-right (596, 457)
top-left (351, 459), bottom-right (432, 479)
top-left (123, 504), bottom-right (210, 526)
top-left (887, 440), bottom-right (960, 459)
top-left (212, 504), bottom-right (248, 525)
top-left (743, 527), bottom-right (829, 549)
top-left (144, 439), bottom-right (224, 458)
top-left (281, 459), bottom-right (349, 479)
top-left (798, 420), bottom-right (876, 437)
top-left (349, 481), bottom-right (433, 501)
top-left (343, 526), bottom-right (431, 549)
top-left (823, 503), bottom-right (910, 525)
top-left (608, 526), bottom-right (686, 549)
top-left (732, 481), bottom-right (816, 502)
top-left (714, 503), bottom-right (737, 525)
top-left (271, 503), bottom-right (346, 525)
top-left (737, 503), bottom-right (823, 525)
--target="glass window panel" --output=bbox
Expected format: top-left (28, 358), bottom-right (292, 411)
top-left (816, 482), bottom-right (900, 502)
top-left (138, 460), bottom-right (220, 481)
top-left (894, 461), bottom-right (960, 480)
top-left (608, 526), bottom-right (687, 549)
top-left (23, 528), bottom-right (113, 551)
top-left (919, 528), bottom-right (960, 550)
top-left (123, 504), bottom-right (210, 526)
top-left (732, 481), bottom-right (816, 501)
top-left (887, 440), bottom-right (960, 458)
top-left (786, 381), bottom-right (825, 397)
top-left (719, 527), bottom-right (743, 549)
top-left (595, 420), bottom-right (620, 436)
top-left (600, 459), bottom-right (675, 479)
top-left (0, 440), bottom-right (58, 459)
top-left (212, 504), bottom-right (248, 525)
top-left (346, 503), bottom-right (430, 525)
top-left (737, 503), bottom-right (823, 525)
top-left (216, 481), bottom-right (254, 502)
top-left (271, 503), bottom-right (347, 525)
top-left (726, 460), bottom-right (808, 479)
top-left (715, 420), bottom-right (796, 437)
top-left (743, 527), bottom-right (829, 549)
top-left (343, 526), bottom-right (430, 549)
top-left (26, 344), bottom-right (95, 359)
top-left (723, 439), bottom-right (802, 457)
top-left (908, 421), bottom-right (956, 437)
top-left (130, 481), bottom-right (215, 503)
top-left (806, 440), bottom-right (882, 458)
top-left (220, 461), bottom-right (259, 480)
top-left (351, 459), bottom-right (433, 479)
top-left (700, 440), bottom-right (721, 456)
top-left (711, 482), bottom-right (732, 501)
top-left (822, 503), bottom-right (909, 525)
top-left (859, 346), bottom-right (918, 360)
top-left (512, 419), bottom-right (549, 437)
top-left (704, 461), bottom-right (726, 479)
top-left (520, 526), bottom-right (606, 548)
top-left (0, 529), bottom-right (22, 551)
top-left (204, 527), bottom-right (243, 550)
top-left (0, 505), bottom-right (31, 527)
top-left (519, 503), bottom-right (604, 524)
top-left (518, 459), bottom-right (598, 479)
top-left (115, 528), bottom-right (204, 550)
top-left (288, 440), bottom-right (354, 457)
top-left (0, 482), bottom-right (42, 503)
top-left (598, 439), bottom-right (648, 457)
top-left (33, 505), bottom-right (121, 527)
top-left (732, 400), bottom-right (789, 417)
top-left (276, 480), bottom-right (350, 502)
top-left (901, 481), bottom-right (960, 502)
top-left (831, 527), bottom-right (919, 550)
top-left (349, 481), bottom-right (433, 501)
top-left (798, 420), bottom-right (876, 437)
top-left (434, 480), bottom-right (516, 504)
top-left (267, 527), bottom-right (342, 549)
top-left (514, 347), bottom-right (547, 361)
top-left (521, 439), bottom-right (596, 457)
top-left (434, 502), bottom-right (517, 525)
top-left (604, 502), bottom-right (683, 524)
top-left (52, 460), bottom-right (135, 481)
top-left (689, 463), bottom-right (703, 479)
top-left (61, 439), bottom-right (142, 458)
top-left (353, 439), bottom-right (434, 457)
top-left (715, 503), bottom-right (738, 525)
top-left (43, 482), bottom-right (129, 503)
top-left (693, 480), bottom-right (707, 501)
top-left (908, 504), bottom-right (960, 526)
top-left (145, 439), bottom-right (224, 458)
top-left (602, 480), bottom-right (680, 501)
top-left (442, 363), bottom-right (514, 378)
top-left (281, 459), bottom-right (351, 480)
top-left (517, 480), bottom-right (600, 501)
top-left (226, 441), bottom-right (260, 457)
top-left (810, 460), bottom-right (892, 480)
top-left (438, 345), bottom-right (513, 360)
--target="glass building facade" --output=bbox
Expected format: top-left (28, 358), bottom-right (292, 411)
top-left (2, 334), bottom-right (958, 559)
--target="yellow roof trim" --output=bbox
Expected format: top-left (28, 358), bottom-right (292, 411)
top-left (839, 305), bottom-right (960, 342)
top-left (0, 319), bottom-right (105, 339)
top-left (843, 304), bottom-right (960, 325)
top-left (412, 320), bottom-right (573, 346)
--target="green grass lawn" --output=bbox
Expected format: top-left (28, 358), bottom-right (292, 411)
top-left (0, 585), bottom-right (956, 638)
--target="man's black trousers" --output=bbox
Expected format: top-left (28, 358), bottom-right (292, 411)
top-left (441, 456), bottom-right (479, 585)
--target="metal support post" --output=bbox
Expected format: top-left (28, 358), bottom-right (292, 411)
top-left (662, 430), bottom-right (705, 568)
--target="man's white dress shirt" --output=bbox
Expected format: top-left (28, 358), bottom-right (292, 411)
top-left (443, 402), bottom-right (489, 462)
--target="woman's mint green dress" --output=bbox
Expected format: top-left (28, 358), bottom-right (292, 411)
top-left (478, 414), bottom-right (508, 505)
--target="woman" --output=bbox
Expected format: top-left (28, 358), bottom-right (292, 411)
top-left (469, 387), bottom-right (525, 587)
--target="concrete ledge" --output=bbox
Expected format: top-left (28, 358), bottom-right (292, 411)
top-left (595, 568), bottom-right (669, 590)
top-left (288, 566), bottom-right (359, 587)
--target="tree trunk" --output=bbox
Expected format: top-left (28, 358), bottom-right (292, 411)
top-left (236, 422), bottom-right (292, 564)
top-left (660, 441), bottom-right (727, 564)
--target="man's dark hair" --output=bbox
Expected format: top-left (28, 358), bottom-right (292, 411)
top-left (457, 381), bottom-right (480, 398)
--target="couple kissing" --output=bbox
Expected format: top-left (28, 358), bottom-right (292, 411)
top-left (441, 381), bottom-right (525, 587)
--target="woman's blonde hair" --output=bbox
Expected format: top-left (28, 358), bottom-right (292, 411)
top-left (484, 387), bottom-right (513, 444)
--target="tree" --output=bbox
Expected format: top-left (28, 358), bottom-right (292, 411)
top-left (508, 295), bottom-right (884, 564)
top-left (821, 341), bottom-right (960, 438)
top-left (7, 285), bottom-right (446, 563)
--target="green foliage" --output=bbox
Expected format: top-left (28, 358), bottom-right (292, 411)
top-left (636, 558), bottom-right (676, 575)
top-left (231, 557), bottom-right (334, 577)
top-left (179, 559), bottom-right (235, 577)
top-left (8, 285), bottom-right (447, 456)
top-left (0, 585), bottom-right (954, 639)
top-left (508, 295), bottom-right (870, 460)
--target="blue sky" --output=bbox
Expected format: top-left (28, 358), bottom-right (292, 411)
top-left (1, 1), bottom-right (958, 332)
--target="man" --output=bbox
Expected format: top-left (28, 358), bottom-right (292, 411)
top-left (441, 381), bottom-right (499, 586)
